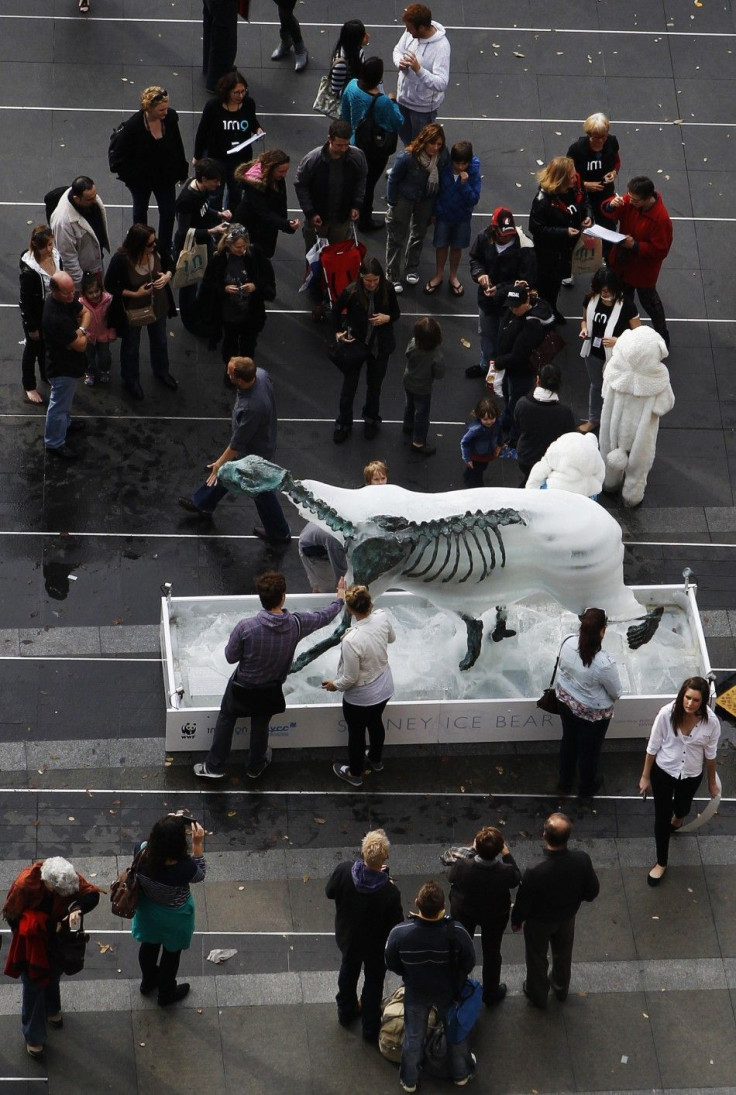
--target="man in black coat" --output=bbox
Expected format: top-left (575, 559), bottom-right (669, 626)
top-left (511, 812), bottom-right (599, 1008)
top-left (325, 828), bottom-right (403, 1042)
top-left (466, 207), bottom-right (537, 378)
top-left (448, 826), bottom-right (520, 1006)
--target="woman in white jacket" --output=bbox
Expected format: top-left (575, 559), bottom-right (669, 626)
top-left (322, 585), bottom-right (395, 788)
top-left (554, 607), bottom-right (622, 799)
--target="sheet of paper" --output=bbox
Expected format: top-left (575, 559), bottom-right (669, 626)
top-left (227, 131), bottom-right (266, 155)
top-left (584, 224), bottom-right (627, 244)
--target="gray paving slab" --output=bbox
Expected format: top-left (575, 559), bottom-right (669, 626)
top-left (99, 625), bottom-right (160, 654)
top-left (218, 1004), bottom-right (312, 1095)
top-left (646, 989), bottom-right (736, 1089)
top-left (203, 878), bottom-right (293, 933)
top-left (132, 1005), bottom-right (224, 1095)
top-left (622, 865), bottom-right (721, 960)
top-left (562, 992), bottom-right (661, 1092)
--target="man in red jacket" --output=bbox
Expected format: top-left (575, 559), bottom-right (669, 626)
top-left (602, 176), bottom-right (673, 347)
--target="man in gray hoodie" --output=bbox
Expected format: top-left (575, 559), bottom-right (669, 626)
top-left (393, 4), bottom-right (451, 144)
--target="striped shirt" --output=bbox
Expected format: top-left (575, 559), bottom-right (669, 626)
top-left (134, 845), bottom-right (206, 909)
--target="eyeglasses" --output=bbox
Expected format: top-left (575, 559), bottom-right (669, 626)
top-left (150, 90), bottom-right (168, 104)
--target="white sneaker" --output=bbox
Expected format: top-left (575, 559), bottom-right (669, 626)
top-left (561, 276), bottom-right (575, 287)
top-left (400, 1083), bottom-right (417, 1094)
top-left (393, 281), bottom-right (404, 294)
top-left (405, 273), bottom-right (420, 285)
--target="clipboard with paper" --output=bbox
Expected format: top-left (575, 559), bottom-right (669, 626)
top-left (227, 131), bottom-right (266, 156)
top-left (583, 224), bottom-right (627, 244)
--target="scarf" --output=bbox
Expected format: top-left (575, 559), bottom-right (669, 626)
top-left (417, 150), bottom-right (440, 196)
top-left (532, 386), bottom-right (559, 402)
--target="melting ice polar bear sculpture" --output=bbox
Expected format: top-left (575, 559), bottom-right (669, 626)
top-left (219, 456), bottom-right (662, 670)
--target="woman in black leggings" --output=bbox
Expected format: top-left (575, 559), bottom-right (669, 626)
top-left (270, 0), bottom-right (308, 71)
top-left (640, 676), bottom-right (721, 887)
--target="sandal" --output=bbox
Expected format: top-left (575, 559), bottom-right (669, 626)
top-left (449, 281), bottom-right (465, 297)
top-left (78, 0), bottom-right (90, 11)
top-left (423, 280), bottom-right (442, 295)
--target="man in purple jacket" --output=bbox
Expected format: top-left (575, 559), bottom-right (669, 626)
top-left (194, 571), bottom-right (345, 780)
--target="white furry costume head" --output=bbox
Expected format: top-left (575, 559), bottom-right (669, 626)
top-left (525, 431), bottom-right (605, 497)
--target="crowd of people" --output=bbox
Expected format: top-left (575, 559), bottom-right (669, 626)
top-left (20, 2), bottom-right (674, 504)
top-left (6, 0), bottom-right (720, 1081)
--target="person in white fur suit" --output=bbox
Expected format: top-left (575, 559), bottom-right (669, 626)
top-left (525, 431), bottom-right (605, 498)
top-left (598, 326), bottom-right (674, 507)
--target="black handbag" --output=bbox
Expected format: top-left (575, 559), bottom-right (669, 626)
top-left (48, 903), bottom-right (88, 976)
top-left (229, 676), bottom-right (286, 717)
top-left (327, 335), bottom-right (369, 374)
top-left (536, 635), bottom-right (573, 714)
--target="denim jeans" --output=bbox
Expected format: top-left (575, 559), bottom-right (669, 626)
top-left (190, 481), bottom-right (290, 538)
top-left (120, 316), bottom-right (170, 385)
top-left (21, 970), bottom-right (61, 1046)
top-left (127, 183), bottom-right (177, 261)
top-left (401, 999), bottom-right (473, 1087)
top-left (398, 105), bottom-right (437, 145)
top-left (206, 678), bottom-right (273, 773)
top-left (403, 389), bottom-right (432, 445)
top-left (44, 375), bottom-right (78, 449)
top-left (478, 310), bottom-right (502, 367)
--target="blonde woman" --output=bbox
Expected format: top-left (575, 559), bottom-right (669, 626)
top-left (528, 156), bottom-right (592, 323)
top-left (111, 86), bottom-right (189, 259)
top-left (322, 585), bottom-right (396, 787)
top-left (567, 113), bottom-right (621, 229)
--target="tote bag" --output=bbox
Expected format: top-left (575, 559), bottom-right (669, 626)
top-left (173, 228), bottom-right (208, 289)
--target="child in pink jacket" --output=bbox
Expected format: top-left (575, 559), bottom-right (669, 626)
top-left (80, 271), bottom-right (116, 386)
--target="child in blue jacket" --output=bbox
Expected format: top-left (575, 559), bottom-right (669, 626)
top-left (460, 396), bottom-right (503, 487)
top-left (425, 140), bottom-right (482, 297)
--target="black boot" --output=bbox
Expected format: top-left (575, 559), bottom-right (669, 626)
top-left (271, 36), bottom-right (293, 60)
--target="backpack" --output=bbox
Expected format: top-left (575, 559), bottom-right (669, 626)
top-left (355, 95), bottom-right (398, 157)
top-left (378, 985), bottom-right (439, 1064)
top-left (44, 186), bottom-right (67, 225)
top-left (108, 121), bottom-right (127, 176)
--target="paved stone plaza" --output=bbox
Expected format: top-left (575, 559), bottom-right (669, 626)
top-left (1, 1), bottom-right (736, 1092)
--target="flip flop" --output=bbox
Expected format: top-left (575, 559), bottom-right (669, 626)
top-left (78, 0), bottom-right (90, 12)
top-left (423, 280), bottom-right (442, 295)
top-left (449, 281), bottom-right (465, 297)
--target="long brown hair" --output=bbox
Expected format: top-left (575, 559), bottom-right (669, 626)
top-left (671, 676), bottom-right (710, 731)
top-left (407, 122), bottom-right (445, 159)
top-left (29, 224), bottom-right (53, 260)
top-left (353, 256), bottom-right (391, 311)
top-left (235, 148), bottom-right (290, 189)
top-left (578, 607), bottom-right (607, 667)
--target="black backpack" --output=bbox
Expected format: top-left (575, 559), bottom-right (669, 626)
top-left (44, 186), bottom-right (67, 224)
top-left (108, 121), bottom-right (127, 175)
top-left (354, 94), bottom-right (398, 157)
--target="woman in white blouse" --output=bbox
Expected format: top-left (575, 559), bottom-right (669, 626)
top-left (322, 585), bottom-right (395, 788)
top-left (640, 676), bottom-right (720, 887)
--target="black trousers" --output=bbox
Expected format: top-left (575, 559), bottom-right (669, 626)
top-left (558, 701), bottom-right (610, 797)
top-left (456, 912), bottom-right (509, 999)
top-left (336, 943), bottom-right (387, 1038)
top-left (337, 351), bottom-right (389, 428)
top-left (138, 942), bottom-right (181, 1001)
top-left (202, 0), bottom-right (238, 88)
top-left (206, 679), bottom-right (273, 774)
top-left (360, 150), bottom-right (391, 226)
top-left (622, 282), bottom-right (670, 345)
top-left (523, 915), bottom-right (576, 1008)
top-left (272, 0), bottom-right (303, 44)
top-left (651, 760), bottom-right (703, 866)
top-left (343, 697), bottom-right (388, 777)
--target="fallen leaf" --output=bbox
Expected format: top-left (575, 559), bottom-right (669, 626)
top-left (302, 874), bottom-right (310, 883)
top-left (227, 810), bottom-right (237, 817)
top-left (513, 51), bottom-right (525, 58)
top-left (460, 338), bottom-right (471, 348)
top-left (68, 816), bottom-right (75, 821)
top-left (238, 885), bottom-right (245, 891)
top-left (496, 766), bottom-right (504, 775)
top-left (197, 1008), bottom-right (203, 1014)
top-left (313, 816), bottom-right (326, 824)
top-left (97, 942), bottom-right (114, 954)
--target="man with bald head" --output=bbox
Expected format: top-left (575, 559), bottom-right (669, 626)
top-left (42, 272), bottom-right (91, 460)
top-left (511, 812), bottom-right (599, 1008)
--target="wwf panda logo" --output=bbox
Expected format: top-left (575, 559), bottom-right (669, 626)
top-left (180, 722), bottom-right (197, 738)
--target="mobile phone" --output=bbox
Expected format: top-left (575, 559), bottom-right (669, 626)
top-left (179, 814), bottom-right (198, 827)
top-left (68, 909), bottom-right (81, 931)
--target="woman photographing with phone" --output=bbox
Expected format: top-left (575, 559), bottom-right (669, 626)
top-left (131, 813), bottom-right (206, 1007)
top-left (640, 677), bottom-right (720, 887)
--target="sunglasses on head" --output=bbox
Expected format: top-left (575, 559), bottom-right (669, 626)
top-left (151, 90), bottom-right (168, 103)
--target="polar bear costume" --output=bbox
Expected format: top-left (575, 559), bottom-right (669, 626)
top-left (598, 326), bottom-right (674, 507)
top-left (525, 431), bottom-right (605, 497)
